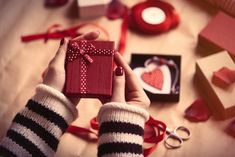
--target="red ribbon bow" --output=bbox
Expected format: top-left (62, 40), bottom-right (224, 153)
top-left (68, 40), bottom-right (95, 63)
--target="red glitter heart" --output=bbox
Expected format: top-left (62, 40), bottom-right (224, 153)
top-left (141, 67), bottom-right (164, 90)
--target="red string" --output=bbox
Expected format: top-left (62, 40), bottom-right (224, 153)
top-left (67, 116), bottom-right (166, 157)
top-left (21, 23), bottom-right (110, 43)
top-left (117, 11), bottom-right (129, 55)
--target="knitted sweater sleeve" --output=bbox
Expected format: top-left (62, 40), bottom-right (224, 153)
top-left (97, 102), bottom-right (149, 157)
top-left (0, 84), bottom-right (78, 157)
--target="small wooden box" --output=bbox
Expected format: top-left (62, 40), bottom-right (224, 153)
top-left (196, 51), bottom-right (235, 119)
top-left (77, 0), bottom-right (110, 19)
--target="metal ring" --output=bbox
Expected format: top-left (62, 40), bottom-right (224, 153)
top-left (164, 134), bottom-right (183, 149)
top-left (174, 126), bottom-right (191, 140)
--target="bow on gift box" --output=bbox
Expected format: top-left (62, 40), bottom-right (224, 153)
top-left (67, 40), bottom-right (95, 63)
top-left (66, 40), bottom-right (115, 94)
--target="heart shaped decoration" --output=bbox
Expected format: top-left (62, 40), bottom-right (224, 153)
top-left (141, 67), bottom-right (164, 90)
top-left (133, 62), bottom-right (171, 94)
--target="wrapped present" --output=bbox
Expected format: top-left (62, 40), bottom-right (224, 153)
top-left (65, 40), bottom-right (115, 98)
top-left (196, 51), bottom-right (235, 119)
top-left (77, 0), bottom-right (110, 19)
top-left (198, 12), bottom-right (235, 60)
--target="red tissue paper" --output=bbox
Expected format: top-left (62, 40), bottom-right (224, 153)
top-left (44, 0), bottom-right (68, 7)
top-left (212, 67), bottom-right (235, 88)
top-left (185, 99), bottom-right (211, 122)
top-left (65, 40), bottom-right (115, 98)
top-left (106, 0), bottom-right (128, 20)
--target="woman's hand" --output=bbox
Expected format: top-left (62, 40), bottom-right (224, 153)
top-left (111, 52), bottom-right (150, 109)
top-left (42, 31), bottom-right (100, 104)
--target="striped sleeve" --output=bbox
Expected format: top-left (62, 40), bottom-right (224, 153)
top-left (97, 102), bottom-right (149, 157)
top-left (0, 84), bottom-right (78, 157)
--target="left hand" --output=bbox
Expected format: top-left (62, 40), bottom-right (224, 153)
top-left (43, 31), bottom-right (100, 104)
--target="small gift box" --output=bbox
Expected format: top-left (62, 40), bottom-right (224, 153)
top-left (198, 12), bottom-right (235, 60)
top-left (130, 54), bottom-right (181, 102)
top-left (65, 40), bottom-right (115, 98)
top-left (77, 0), bottom-right (110, 19)
top-left (196, 51), bottom-right (235, 119)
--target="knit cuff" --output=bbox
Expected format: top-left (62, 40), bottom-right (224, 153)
top-left (97, 102), bottom-right (149, 157)
top-left (32, 84), bottom-right (78, 123)
top-left (97, 102), bottom-right (149, 129)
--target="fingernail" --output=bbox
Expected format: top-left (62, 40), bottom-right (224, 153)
top-left (115, 66), bottom-right (123, 76)
top-left (60, 38), bottom-right (65, 46)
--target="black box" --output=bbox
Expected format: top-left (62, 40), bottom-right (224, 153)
top-left (130, 54), bottom-right (181, 102)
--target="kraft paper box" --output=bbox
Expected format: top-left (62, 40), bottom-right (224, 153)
top-left (77, 0), bottom-right (110, 18)
top-left (198, 12), bottom-right (235, 60)
top-left (196, 51), bottom-right (235, 119)
top-left (130, 54), bottom-right (181, 102)
top-left (65, 40), bottom-right (115, 98)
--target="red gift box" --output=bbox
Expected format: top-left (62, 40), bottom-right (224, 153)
top-left (199, 12), bottom-right (235, 60)
top-left (65, 40), bottom-right (115, 98)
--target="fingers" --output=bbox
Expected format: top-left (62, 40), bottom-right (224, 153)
top-left (111, 66), bottom-right (126, 103)
top-left (72, 31), bottom-right (100, 41)
top-left (114, 52), bottom-right (143, 92)
top-left (114, 52), bottom-right (150, 108)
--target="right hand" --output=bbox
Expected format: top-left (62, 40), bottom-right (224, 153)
top-left (110, 52), bottom-right (150, 109)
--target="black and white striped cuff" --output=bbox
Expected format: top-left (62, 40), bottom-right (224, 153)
top-left (33, 84), bottom-right (78, 122)
top-left (97, 102), bottom-right (149, 128)
top-left (97, 102), bottom-right (149, 157)
top-left (0, 84), bottom-right (78, 157)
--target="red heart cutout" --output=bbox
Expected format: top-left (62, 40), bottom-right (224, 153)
top-left (184, 99), bottom-right (211, 122)
top-left (141, 67), bottom-right (164, 90)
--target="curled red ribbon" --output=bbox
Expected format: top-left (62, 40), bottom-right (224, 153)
top-left (67, 116), bottom-right (166, 157)
top-left (116, 0), bottom-right (180, 55)
top-left (21, 23), bottom-right (110, 43)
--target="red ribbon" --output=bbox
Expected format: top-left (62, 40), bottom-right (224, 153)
top-left (116, 0), bottom-right (180, 55)
top-left (68, 40), bottom-right (95, 63)
top-left (67, 116), bottom-right (166, 157)
top-left (21, 23), bottom-right (110, 43)
top-left (130, 0), bottom-right (180, 33)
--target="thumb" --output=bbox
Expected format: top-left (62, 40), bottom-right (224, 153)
top-left (111, 66), bottom-right (126, 103)
top-left (50, 38), bottom-right (69, 66)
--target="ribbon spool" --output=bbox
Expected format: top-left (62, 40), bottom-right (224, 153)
top-left (118, 0), bottom-right (180, 54)
top-left (129, 0), bottom-right (180, 34)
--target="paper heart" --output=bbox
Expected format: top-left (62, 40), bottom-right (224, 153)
top-left (141, 67), bottom-right (163, 90)
top-left (184, 99), bottom-right (211, 122)
top-left (212, 67), bottom-right (235, 88)
top-left (133, 63), bottom-right (171, 94)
